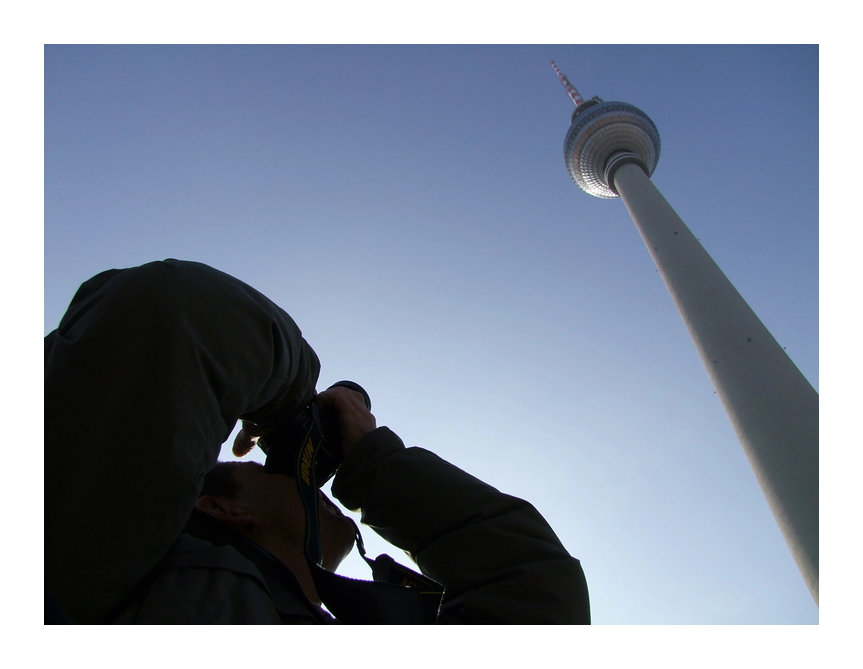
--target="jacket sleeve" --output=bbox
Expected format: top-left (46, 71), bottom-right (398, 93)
top-left (331, 427), bottom-right (590, 624)
top-left (45, 259), bottom-right (320, 624)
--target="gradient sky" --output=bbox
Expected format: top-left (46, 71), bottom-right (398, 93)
top-left (44, 44), bottom-right (819, 625)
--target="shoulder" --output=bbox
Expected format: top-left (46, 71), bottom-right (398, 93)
top-left (113, 535), bottom-right (330, 624)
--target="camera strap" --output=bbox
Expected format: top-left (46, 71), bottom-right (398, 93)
top-left (293, 404), bottom-right (326, 564)
top-left (293, 407), bottom-right (444, 624)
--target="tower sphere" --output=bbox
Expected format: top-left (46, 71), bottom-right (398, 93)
top-left (564, 100), bottom-right (661, 199)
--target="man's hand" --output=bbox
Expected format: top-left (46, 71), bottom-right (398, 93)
top-left (315, 385), bottom-right (377, 460)
top-left (232, 421), bottom-right (271, 458)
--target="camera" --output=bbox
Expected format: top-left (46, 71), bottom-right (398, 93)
top-left (258, 381), bottom-right (371, 487)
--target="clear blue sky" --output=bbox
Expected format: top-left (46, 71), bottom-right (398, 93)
top-left (44, 44), bottom-right (818, 624)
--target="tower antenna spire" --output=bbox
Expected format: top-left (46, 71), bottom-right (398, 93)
top-left (551, 60), bottom-right (584, 107)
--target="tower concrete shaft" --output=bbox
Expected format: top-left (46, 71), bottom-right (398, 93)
top-left (553, 62), bottom-right (819, 604)
top-left (612, 163), bottom-right (819, 603)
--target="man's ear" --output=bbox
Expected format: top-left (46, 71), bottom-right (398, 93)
top-left (196, 495), bottom-right (262, 532)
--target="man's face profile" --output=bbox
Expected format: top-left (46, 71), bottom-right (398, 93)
top-left (197, 462), bottom-right (356, 571)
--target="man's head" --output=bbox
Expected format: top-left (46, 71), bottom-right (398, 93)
top-left (196, 461), bottom-right (356, 572)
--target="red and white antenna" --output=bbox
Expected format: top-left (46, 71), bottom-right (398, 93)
top-left (551, 60), bottom-right (584, 108)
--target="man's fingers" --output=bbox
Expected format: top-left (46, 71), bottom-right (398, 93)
top-left (316, 386), bottom-right (376, 458)
top-left (317, 385), bottom-right (366, 412)
top-left (232, 423), bottom-right (262, 458)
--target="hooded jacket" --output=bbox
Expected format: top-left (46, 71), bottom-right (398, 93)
top-left (45, 259), bottom-right (589, 624)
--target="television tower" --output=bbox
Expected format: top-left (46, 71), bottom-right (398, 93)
top-left (551, 62), bottom-right (819, 604)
